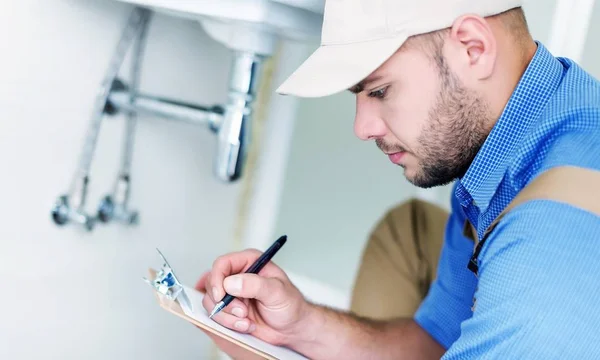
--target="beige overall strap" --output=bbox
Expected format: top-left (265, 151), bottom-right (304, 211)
top-left (467, 165), bottom-right (600, 275)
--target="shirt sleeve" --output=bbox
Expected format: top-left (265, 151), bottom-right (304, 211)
top-left (442, 200), bottom-right (600, 359)
top-left (413, 186), bottom-right (478, 349)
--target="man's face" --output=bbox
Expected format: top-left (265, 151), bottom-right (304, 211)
top-left (352, 41), bottom-right (491, 188)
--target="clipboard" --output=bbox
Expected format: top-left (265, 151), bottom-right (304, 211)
top-left (144, 250), bottom-right (309, 360)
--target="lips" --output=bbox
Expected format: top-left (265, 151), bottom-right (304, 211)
top-left (388, 152), bottom-right (405, 164)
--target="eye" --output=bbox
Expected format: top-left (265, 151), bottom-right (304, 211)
top-left (368, 86), bottom-right (388, 99)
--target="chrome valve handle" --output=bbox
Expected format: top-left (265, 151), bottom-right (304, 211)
top-left (97, 8), bottom-right (151, 226)
top-left (51, 177), bottom-right (96, 231)
top-left (97, 175), bottom-right (139, 225)
top-left (51, 7), bottom-right (151, 231)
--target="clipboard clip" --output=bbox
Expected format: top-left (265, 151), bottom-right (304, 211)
top-left (143, 248), bottom-right (193, 312)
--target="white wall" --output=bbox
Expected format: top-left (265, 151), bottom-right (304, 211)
top-left (582, 0), bottom-right (600, 78)
top-left (0, 1), bottom-right (249, 359)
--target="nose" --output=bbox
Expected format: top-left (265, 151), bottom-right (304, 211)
top-left (353, 98), bottom-right (387, 141)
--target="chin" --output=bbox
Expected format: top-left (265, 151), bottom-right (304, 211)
top-left (403, 167), bottom-right (438, 189)
top-left (402, 168), bottom-right (419, 183)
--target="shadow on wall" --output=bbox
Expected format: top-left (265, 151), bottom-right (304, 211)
top-left (272, 90), bottom-right (454, 293)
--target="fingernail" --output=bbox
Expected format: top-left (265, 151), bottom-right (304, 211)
top-left (224, 276), bottom-right (242, 294)
top-left (234, 321), bottom-right (248, 331)
top-left (212, 287), bottom-right (220, 301)
top-left (248, 323), bottom-right (256, 332)
top-left (232, 307), bottom-right (244, 317)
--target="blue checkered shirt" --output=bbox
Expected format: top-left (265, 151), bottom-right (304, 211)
top-left (413, 42), bottom-right (600, 358)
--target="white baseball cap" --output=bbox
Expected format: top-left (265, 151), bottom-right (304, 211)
top-left (276, 0), bottom-right (524, 98)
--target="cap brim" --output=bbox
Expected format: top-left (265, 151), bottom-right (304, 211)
top-left (276, 34), bottom-right (408, 98)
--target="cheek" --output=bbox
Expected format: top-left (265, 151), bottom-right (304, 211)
top-left (381, 92), bottom-right (435, 148)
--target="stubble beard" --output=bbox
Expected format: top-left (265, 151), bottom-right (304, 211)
top-left (408, 55), bottom-right (492, 189)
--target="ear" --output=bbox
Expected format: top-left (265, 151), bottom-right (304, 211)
top-left (448, 14), bottom-right (497, 80)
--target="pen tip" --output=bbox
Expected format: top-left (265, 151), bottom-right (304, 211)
top-left (209, 303), bottom-right (222, 319)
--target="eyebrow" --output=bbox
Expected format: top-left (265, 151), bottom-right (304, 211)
top-left (348, 75), bottom-right (383, 94)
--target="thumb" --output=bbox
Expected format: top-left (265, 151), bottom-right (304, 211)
top-left (223, 274), bottom-right (287, 307)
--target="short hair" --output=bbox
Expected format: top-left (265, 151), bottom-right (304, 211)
top-left (499, 6), bottom-right (530, 39)
top-left (404, 7), bottom-right (531, 59)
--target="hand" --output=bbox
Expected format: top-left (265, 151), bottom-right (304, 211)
top-left (195, 249), bottom-right (314, 353)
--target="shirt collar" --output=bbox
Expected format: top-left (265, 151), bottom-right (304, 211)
top-left (456, 41), bottom-right (565, 210)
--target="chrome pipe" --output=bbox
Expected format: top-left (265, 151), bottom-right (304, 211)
top-left (214, 52), bottom-right (265, 182)
top-left (51, 7), bottom-right (152, 231)
top-left (97, 11), bottom-right (153, 226)
top-left (107, 88), bottom-right (224, 130)
top-left (51, 5), bottom-right (268, 234)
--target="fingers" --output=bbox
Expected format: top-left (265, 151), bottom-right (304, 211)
top-left (198, 271), bottom-right (220, 303)
top-left (201, 291), bottom-right (254, 333)
top-left (223, 273), bottom-right (287, 308)
top-left (200, 283), bottom-right (250, 318)
top-left (195, 271), bottom-right (210, 293)
top-left (209, 249), bottom-right (286, 303)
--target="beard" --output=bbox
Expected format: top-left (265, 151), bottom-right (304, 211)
top-left (378, 55), bottom-right (491, 189)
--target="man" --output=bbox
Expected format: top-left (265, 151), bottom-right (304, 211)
top-left (195, 0), bottom-right (600, 358)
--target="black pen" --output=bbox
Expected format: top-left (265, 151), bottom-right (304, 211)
top-left (209, 235), bottom-right (287, 319)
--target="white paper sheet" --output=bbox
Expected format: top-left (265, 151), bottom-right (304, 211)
top-left (180, 285), bottom-right (309, 360)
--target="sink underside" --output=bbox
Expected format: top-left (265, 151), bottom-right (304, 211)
top-left (111, 0), bottom-right (324, 41)
top-left (270, 0), bottom-right (324, 14)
